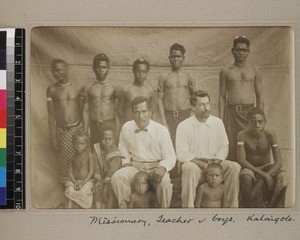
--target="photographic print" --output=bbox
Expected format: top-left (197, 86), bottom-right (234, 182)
top-left (30, 26), bottom-right (295, 209)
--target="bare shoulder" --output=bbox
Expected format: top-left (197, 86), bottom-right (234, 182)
top-left (82, 82), bottom-right (93, 92)
top-left (237, 129), bottom-right (248, 141)
top-left (220, 64), bottom-right (232, 74)
top-left (158, 72), bottom-right (169, 81)
top-left (46, 83), bottom-right (57, 95)
top-left (264, 129), bottom-right (277, 141)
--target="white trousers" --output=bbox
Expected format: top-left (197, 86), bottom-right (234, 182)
top-left (111, 166), bottom-right (173, 208)
top-left (181, 160), bottom-right (241, 208)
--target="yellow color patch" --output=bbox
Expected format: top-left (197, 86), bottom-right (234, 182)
top-left (0, 129), bottom-right (6, 148)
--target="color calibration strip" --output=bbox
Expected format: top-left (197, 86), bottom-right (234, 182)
top-left (0, 29), bottom-right (25, 209)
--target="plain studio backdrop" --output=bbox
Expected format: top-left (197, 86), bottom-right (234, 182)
top-left (30, 26), bottom-right (294, 208)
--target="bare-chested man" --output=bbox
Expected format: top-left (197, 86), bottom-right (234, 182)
top-left (237, 107), bottom-right (287, 208)
top-left (47, 59), bottom-right (83, 181)
top-left (82, 53), bottom-right (118, 144)
top-left (219, 36), bottom-right (264, 161)
top-left (117, 58), bottom-right (154, 125)
top-left (158, 43), bottom-right (196, 144)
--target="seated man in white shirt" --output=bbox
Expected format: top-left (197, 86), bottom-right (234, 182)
top-left (176, 90), bottom-right (241, 208)
top-left (111, 96), bottom-right (176, 208)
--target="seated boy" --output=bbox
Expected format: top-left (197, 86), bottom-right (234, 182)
top-left (93, 124), bottom-right (123, 208)
top-left (237, 107), bottom-right (288, 208)
top-left (194, 162), bottom-right (227, 208)
top-left (65, 131), bottom-right (94, 209)
top-left (127, 171), bottom-right (158, 208)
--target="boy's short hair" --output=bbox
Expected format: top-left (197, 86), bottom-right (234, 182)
top-left (131, 96), bottom-right (150, 111)
top-left (205, 162), bottom-right (223, 175)
top-left (247, 107), bottom-right (266, 120)
top-left (190, 90), bottom-right (210, 106)
top-left (132, 58), bottom-right (150, 72)
top-left (99, 123), bottom-right (116, 139)
top-left (170, 43), bottom-right (186, 55)
top-left (133, 171), bottom-right (149, 184)
top-left (93, 53), bottom-right (110, 68)
top-left (51, 59), bottom-right (67, 69)
top-left (72, 131), bottom-right (90, 145)
top-left (233, 35), bottom-right (250, 48)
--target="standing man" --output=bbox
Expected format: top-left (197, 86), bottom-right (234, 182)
top-left (111, 96), bottom-right (176, 208)
top-left (176, 90), bottom-right (241, 208)
top-left (47, 59), bottom-right (83, 182)
top-left (157, 43), bottom-right (196, 144)
top-left (219, 36), bottom-right (264, 161)
top-left (82, 53), bottom-right (118, 144)
top-left (117, 58), bottom-right (155, 125)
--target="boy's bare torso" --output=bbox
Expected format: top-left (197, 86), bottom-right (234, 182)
top-left (48, 83), bottom-right (82, 125)
top-left (160, 71), bottom-right (193, 111)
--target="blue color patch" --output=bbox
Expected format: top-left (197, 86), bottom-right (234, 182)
top-left (0, 167), bottom-right (6, 187)
top-left (0, 187), bottom-right (6, 205)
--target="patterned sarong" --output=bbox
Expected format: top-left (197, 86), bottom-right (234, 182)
top-left (56, 122), bottom-right (84, 179)
top-left (65, 180), bottom-right (94, 208)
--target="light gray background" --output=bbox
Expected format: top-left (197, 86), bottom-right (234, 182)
top-left (0, 0), bottom-right (300, 239)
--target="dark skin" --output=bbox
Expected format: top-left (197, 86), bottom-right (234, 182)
top-left (237, 114), bottom-right (282, 207)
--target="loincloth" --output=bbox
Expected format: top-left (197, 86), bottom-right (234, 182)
top-left (65, 179), bottom-right (93, 208)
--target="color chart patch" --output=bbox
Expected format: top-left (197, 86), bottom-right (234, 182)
top-left (0, 29), bottom-right (25, 209)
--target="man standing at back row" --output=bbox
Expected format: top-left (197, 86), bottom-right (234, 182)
top-left (82, 53), bottom-right (118, 144)
top-left (219, 36), bottom-right (264, 161)
top-left (157, 43), bottom-right (196, 144)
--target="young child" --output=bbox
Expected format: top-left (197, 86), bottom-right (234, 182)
top-left (194, 162), bottom-right (227, 208)
top-left (64, 131), bottom-right (94, 209)
top-left (127, 171), bottom-right (158, 208)
top-left (93, 124), bottom-right (123, 208)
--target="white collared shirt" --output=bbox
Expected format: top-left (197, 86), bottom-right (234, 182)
top-left (119, 120), bottom-right (176, 171)
top-left (176, 115), bottom-right (229, 163)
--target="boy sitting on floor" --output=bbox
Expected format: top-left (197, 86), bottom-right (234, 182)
top-left (65, 131), bottom-right (94, 209)
top-left (237, 107), bottom-right (288, 208)
top-left (93, 124), bottom-right (123, 208)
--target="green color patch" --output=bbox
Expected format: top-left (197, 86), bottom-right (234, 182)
top-left (0, 148), bottom-right (6, 167)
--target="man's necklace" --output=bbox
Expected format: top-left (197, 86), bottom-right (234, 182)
top-left (94, 79), bottom-right (108, 84)
top-left (57, 80), bottom-right (70, 87)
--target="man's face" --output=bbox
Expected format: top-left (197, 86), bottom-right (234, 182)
top-left (206, 168), bottom-right (223, 188)
top-left (248, 114), bottom-right (266, 133)
top-left (132, 101), bottom-right (151, 129)
top-left (93, 61), bottom-right (109, 81)
top-left (133, 63), bottom-right (148, 84)
top-left (134, 175), bottom-right (149, 195)
top-left (192, 96), bottom-right (210, 121)
top-left (73, 136), bottom-right (88, 153)
top-left (169, 50), bottom-right (184, 69)
top-left (232, 43), bottom-right (250, 62)
top-left (100, 130), bottom-right (115, 151)
top-left (52, 62), bottom-right (68, 83)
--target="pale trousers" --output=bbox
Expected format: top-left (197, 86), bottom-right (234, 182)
top-left (181, 160), bottom-right (241, 208)
top-left (111, 166), bottom-right (173, 208)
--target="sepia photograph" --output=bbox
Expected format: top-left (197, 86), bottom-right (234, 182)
top-left (30, 26), bottom-right (295, 210)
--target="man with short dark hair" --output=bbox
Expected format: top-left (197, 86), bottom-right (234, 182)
top-left (219, 36), bottom-right (264, 161)
top-left (157, 43), bottom-right (196, 144)
top-left (111, 96), bottom-right (176, 208)
top-left (176, 90), bottom-right (241, 208)
top-left (82, 53), bottom-right (118, 143)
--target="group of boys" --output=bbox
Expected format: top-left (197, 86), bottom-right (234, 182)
top-left (47, 36), bottom-right (288, 209)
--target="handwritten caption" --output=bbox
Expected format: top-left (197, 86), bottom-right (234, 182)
top-left (89, 213), bottom-right (294, 227)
